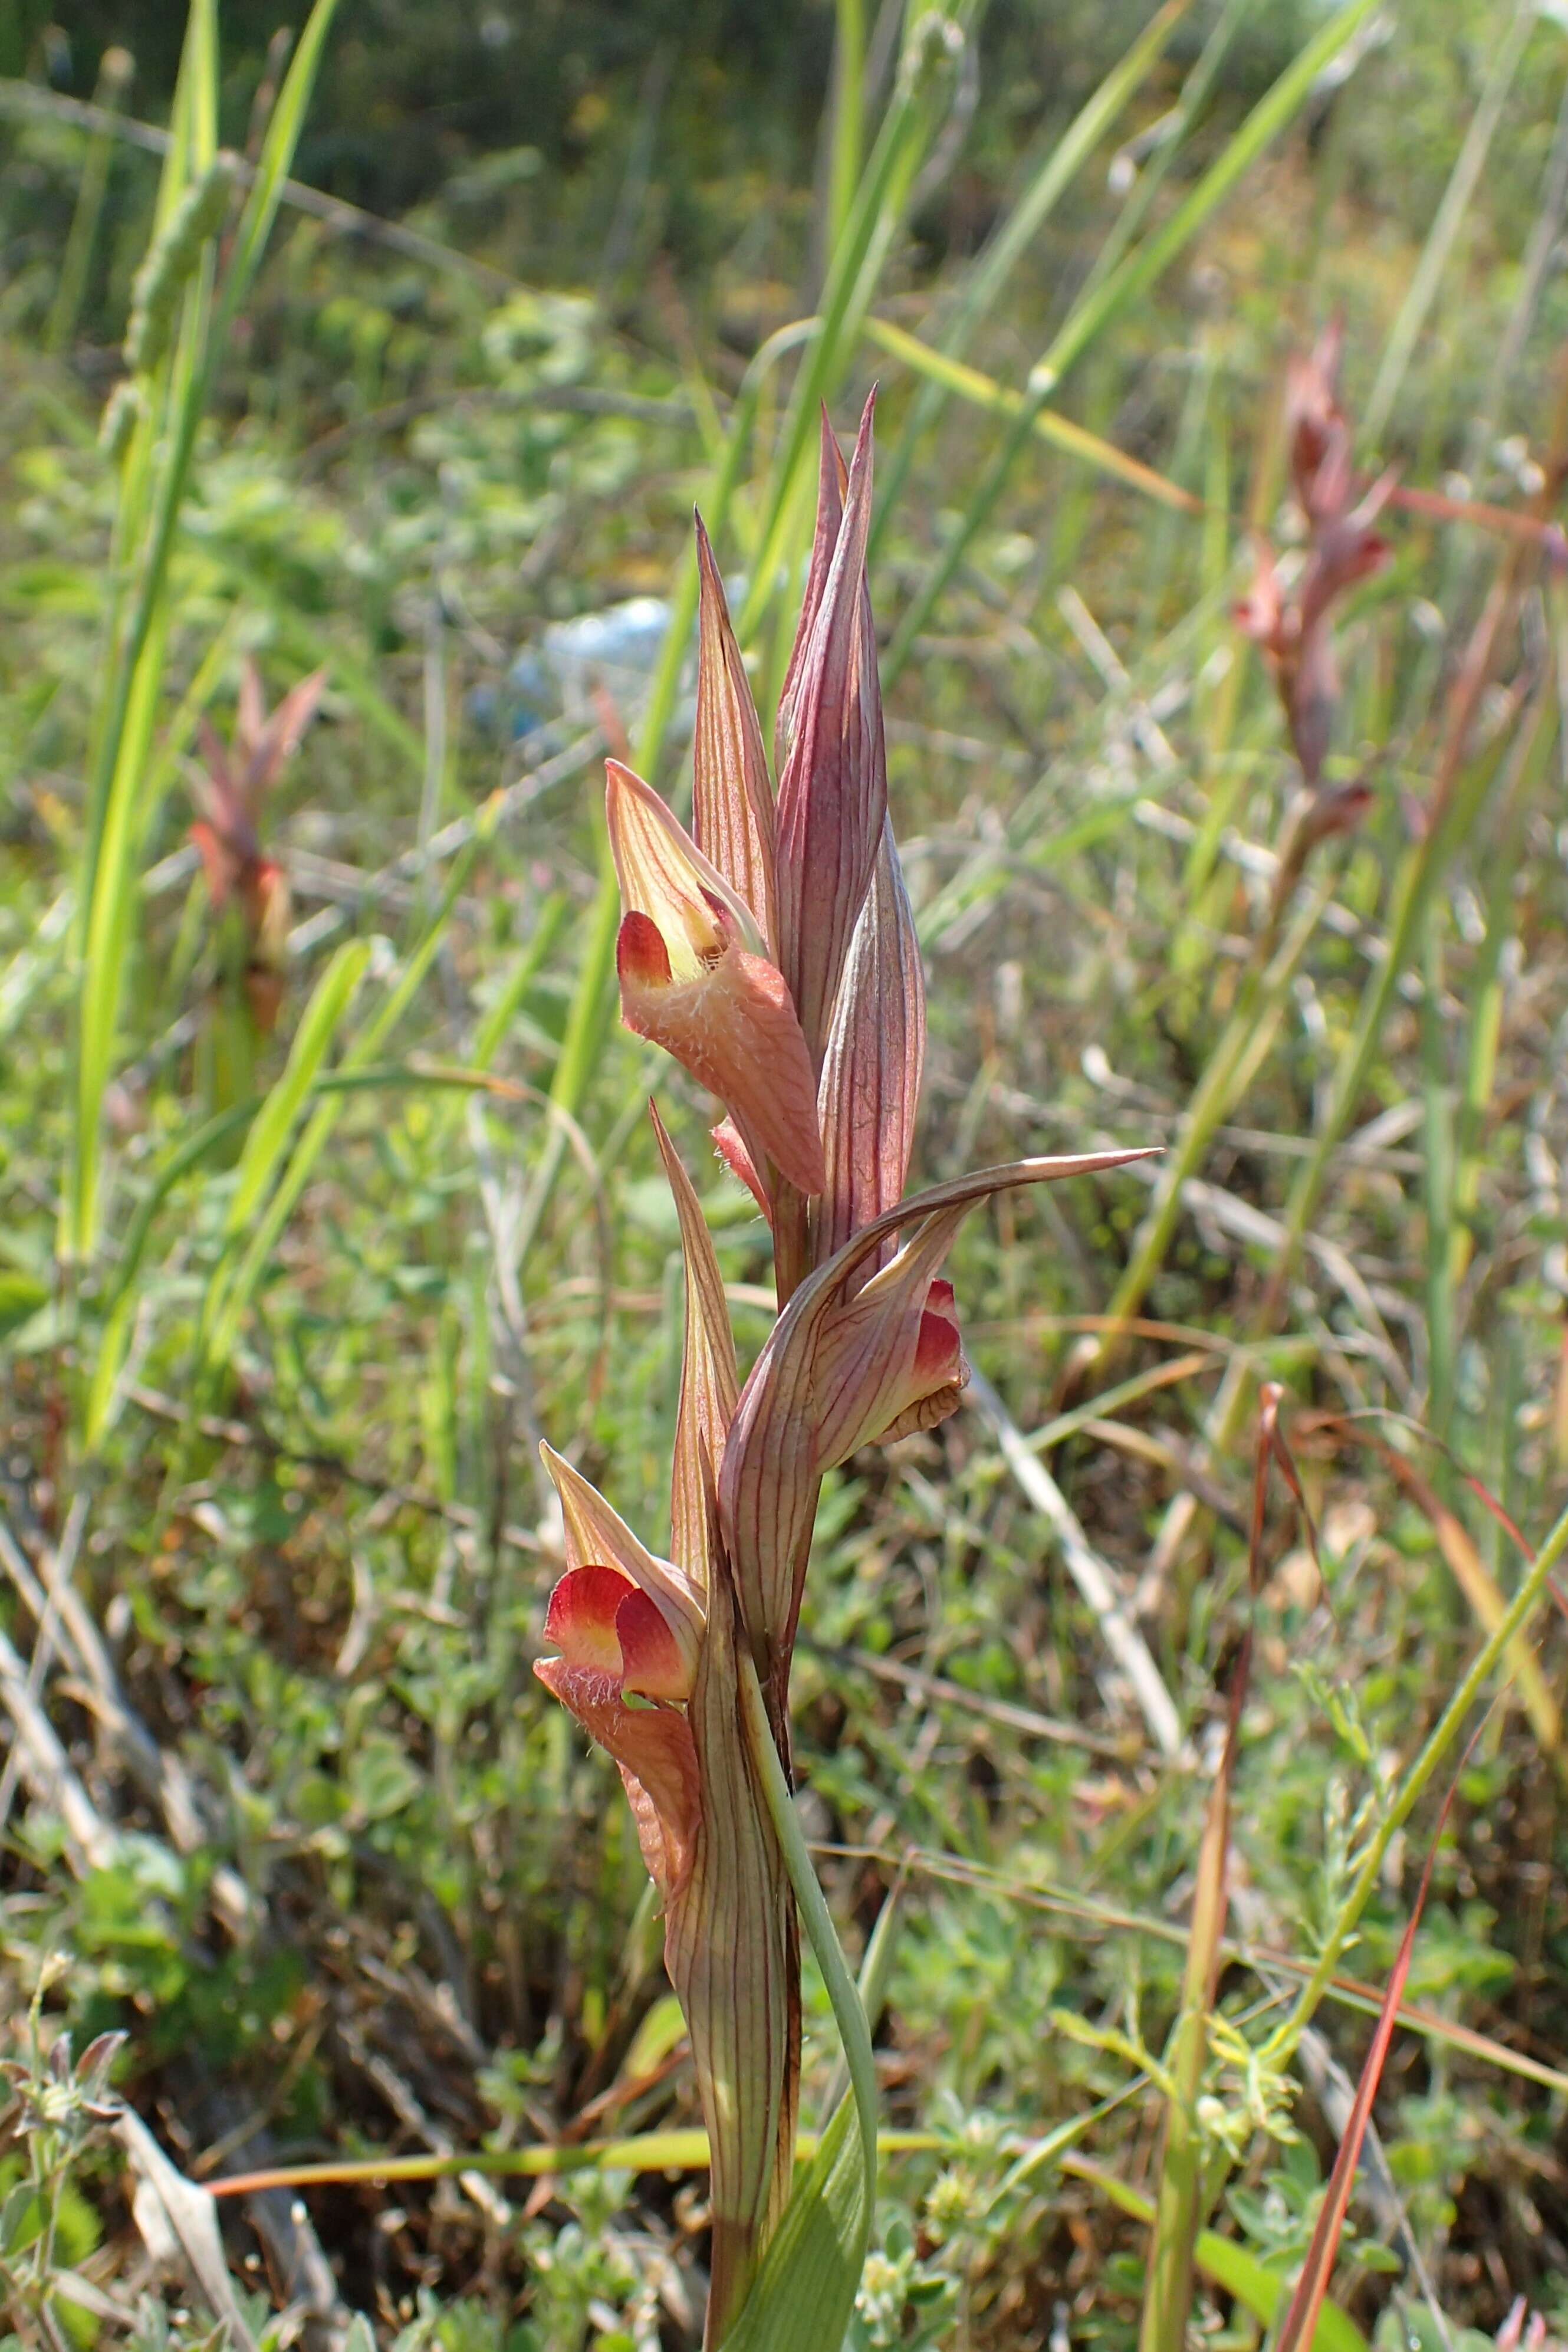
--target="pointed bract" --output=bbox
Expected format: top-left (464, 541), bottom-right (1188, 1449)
top-left (693, 515), bottom-right (777, 948)
top-left (775, 406), bottom-right (849, 776)
top-left (239, 663), bottom-right (327, 809)
top-left (773, 393), bottom-right (887, 1066)
top-left (652, 1106), bottom-right (741, 1574)
top-left (813, 819), bottom-right (926, 1272)
top-left (665, 1563), bottom-right (798, 2346)
top-left (719, 1149), bottom-right (1160, 1712)
top-left (1296, 476), bottom-right (1393, 644)
top-left (1284, 319), bottom-right (1347, 521)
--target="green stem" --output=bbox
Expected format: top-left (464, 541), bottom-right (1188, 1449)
top-left (44, 44), bottom-right (132, 357)
top-left (827, 0), bottom-right (865, 262)
top-left (1262, 1494), bottom-right (1568, 2067)
top-left (737, 1645), bottom-right (879, 2225)
top-left (1097, 881), bottom-right (1329, 1372)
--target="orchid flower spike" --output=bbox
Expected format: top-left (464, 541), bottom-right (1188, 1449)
top-left (1238, 328), bottom-right (1391, 798)
top-left (538, 394), bottom-right (1156, 2346)
top-left (189, 658), bottom-right (326, 1026)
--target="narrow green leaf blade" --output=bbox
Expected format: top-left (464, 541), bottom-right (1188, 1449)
top-left (1273, 1772), bottom-right (1467, 2352)
top-left (1068, 2159), bottom-right (1369, 2352)
top-left (719, 1647), bottom-right (880, 2351)
top-left (884, 0), bottom-right (1385, 682)
top-left (217, 0), bottom-right (343, 330)
top-left (204, 812), bottom-right (493, 1369)
top-left (718, 2095), bottom-right (866, 2352)
top-left (225, 939), bottom-right (369, 1239)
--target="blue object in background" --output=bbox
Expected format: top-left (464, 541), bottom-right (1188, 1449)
top-left (471, 579), bottom-right (747, 744)
top-left (473, 596), bottom-right (672, 742)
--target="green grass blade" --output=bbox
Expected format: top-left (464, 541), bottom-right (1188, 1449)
top-left (200, 804), bottom-right (497, 1374)
top-left (863, 314), bottom-right (1200, 511)
top-left (65, 0), bottom-right (343, 1269)
top-left (827, 0), bottom-right (866, 260)
top-left (1362, 0), bottom-right (1537, 445)
top-left (471, 894), bottom-right (568, 1071)
top-left (223, 940), bottom-right (369, 1240)
top-left (211, 0), bottom-right (343, 347)
top-left (738, 0), bottom-right (984, 646)
top-left (1069, 0), bottom-right (1255, 324)
top-left (1420, 912), bottom-right (1458, 1438)
top-left (1449, 686), bottom-right (1558, 1293)
top-left (883, 0), bottom-right (1384, 682)
top-left (869, 0), bottom-right (1197, 549)
top-left (44, 44), bottom-right (132, 357)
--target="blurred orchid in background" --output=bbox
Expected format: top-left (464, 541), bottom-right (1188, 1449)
top-left (189, 657), bottom-right (325, 1037)
top-left (1235, 322), bottom-right (1392, 802)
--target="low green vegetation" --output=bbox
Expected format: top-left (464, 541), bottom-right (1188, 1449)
top-left (2, 0), bottom-right (1567, 2344)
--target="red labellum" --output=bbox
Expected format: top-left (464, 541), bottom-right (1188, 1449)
top-left (617, 909), bottom-right (673, 987)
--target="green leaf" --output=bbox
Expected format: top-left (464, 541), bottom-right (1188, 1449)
top-left (1067, 2158), bottom-right (1369, 2352)
top-left (225, 940), bottom-right (369, 1239)
top-left (347, 1738), bottom-right (422, 1824)
top-left (0, 1272), bottom-right (48, 1341)
top-left (719, 1649), bottom-right (879, 2351)
top-left (213, 0), bottom-right (344, 345)
top-left (719, 2095), bottom-right (867, 2352)
top-left (0, 2182), bottom-right (46, 2259)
